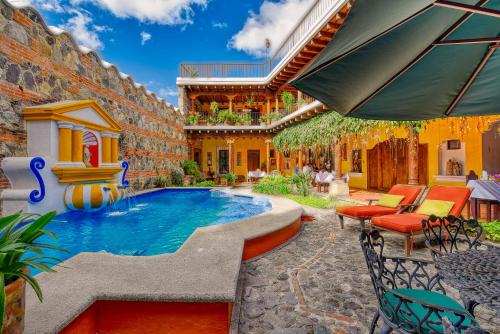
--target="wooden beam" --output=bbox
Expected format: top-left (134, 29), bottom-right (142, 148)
top-left (434, 0), bottom-right (500, 18)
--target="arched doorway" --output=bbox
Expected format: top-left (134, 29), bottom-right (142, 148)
top-left (367, 139), bottom-right (428, 191)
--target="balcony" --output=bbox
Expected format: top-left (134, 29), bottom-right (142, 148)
top-left (178, 0), bottom-right (349, 81)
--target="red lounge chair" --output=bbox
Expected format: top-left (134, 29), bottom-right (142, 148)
top-left (371, 186), bottom-right (472, 256)
top-left (336, 184), bottom-right (425, 230)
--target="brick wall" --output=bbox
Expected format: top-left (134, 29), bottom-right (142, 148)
top-left (0, 1), bottom-right (188, 194)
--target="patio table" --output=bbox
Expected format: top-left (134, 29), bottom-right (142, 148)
top-left (434, 246), bottom-right (500, 316)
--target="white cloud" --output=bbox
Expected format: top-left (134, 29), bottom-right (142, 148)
top-left (71, 0), bottom-right (208, 25)
top-left (229, 0), bottom-right (315, 58)
top-left (140, 31), bottom-right (152, 45)
top-left (158, 87), bottom-right (178, 98)
top-left (212, 21), bottom-right (227, 29)
top-left (59, 9), bottom-right (108, 50)
top-left (7, 0), bottom-right (64, 12)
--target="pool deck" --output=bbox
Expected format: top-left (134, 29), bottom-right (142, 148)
top-left (24, 188), bottom-right (303, 333)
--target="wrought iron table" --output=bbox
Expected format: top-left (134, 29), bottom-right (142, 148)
top-left (435, 246), bottom-right (500, 316)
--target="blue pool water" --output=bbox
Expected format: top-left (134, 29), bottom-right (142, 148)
top-left (31, 189), bottom-right (271, 274)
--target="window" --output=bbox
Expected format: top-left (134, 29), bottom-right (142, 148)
top-left (236, 152), bottom-right (242, 167)
top-left (217, 148), bottom-right (229, 175)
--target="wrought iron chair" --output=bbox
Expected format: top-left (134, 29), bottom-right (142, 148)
top-left (421, 215), bottom-right (484, 261)
top-left (360, 230), bottom-right (482, 334)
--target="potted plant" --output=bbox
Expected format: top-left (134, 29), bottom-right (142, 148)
top-left (245, 95), bottom-right (256, 107)
top-left (210, 101), bottom-right (219, 114)
top-left (207, 117), bottom-right (216, 125)
top-left (156, 176), bottom-right (172, 188)
top-left (224, 173), bottom-right (237, 186)
top-left (242, 113), bottom-right (252, 125)
top-left (218, 109), bottom-right (237, 125)
top-left (187, 114), bottom-right (199, 125)
top-left (182, 159), bottom-right (199, 185)
top-left (259, 114), bottom-right (268, 126)
top-left (0, 211), bottom-right (66, 333)
top-left (281, 91), bottom-right (295, 113)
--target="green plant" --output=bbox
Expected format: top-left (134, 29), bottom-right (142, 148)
top-left (187, 114), bottom-right (199, 125)
top-left (181, 160), bottom-right (199, 175)
top-left (217, 109), bottom-right (239, 124)
top-left (191, 180), bottom-right (216, 187)
top-left (156, 176), bottom-right (172, 188)
top-left (241, 113), bottom-right (252, 125)
top-left (269, 111), bottom-right (282, 122)
top-left (171, 167), bottom-right (184, 186)
top-left (259, 115), bottom-right (268, 124)
top-left (193, 169), bottom-right (206, 183)
top-left (224, 173), bottom-right (237, 185)
top-left (252, 175), bottom-right (292, 195)
top-left (210, 101), bottom-right (219, 114)
top-left (0, 211), bottom-right (66, 332)
top-left (281, 91), bottom-right (295, 112)
top-left (207, 117), bottom-right (216, 125)
top-left (291, 172), bottom-right (310, 197)
top-left (246, 95), bottom-right (256, 106)
top-left (480, 220), bottom-right (500, 242)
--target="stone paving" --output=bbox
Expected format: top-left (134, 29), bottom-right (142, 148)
top-left (237, 207), bottom-right (500, 334)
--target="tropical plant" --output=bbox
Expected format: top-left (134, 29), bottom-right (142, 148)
top-left (191, 180), bottom-right (216, 187)
top-left (210, 101), bottom-right (219, 114)
top-left (207, 117), bottom-right (216, 125)
top-left (224, 173), bottom-right (237, 186)
top-left (187, 114), bottom-right (199, 125)
top-left (156, 176), bottom-right (172, 188)
top-left (291, 172), bottom-right (310, 197)
top-left (181, 159), bottom-right (199, 175)
top-left (252, 175), bottom-right (292, 195)
top-left (246, 95), bottom-right (256, 106)
top-left (0, 211), bottom-right (66, 332)
top-left (217, 109), bottom-right (239, 124)
top-left (241, 113), bottom-right (252, 125)
top-left (171, 167), bottom-right (184, 186)
top-left (281, 91), bottom-right (295, 112)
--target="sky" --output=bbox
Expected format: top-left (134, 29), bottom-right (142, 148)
top-left (7, 0), bottom-right (316, 106)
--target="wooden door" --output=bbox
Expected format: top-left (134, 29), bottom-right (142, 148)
top-left (247, 150), bottom-right (260, 171)
top-left (367, 146), bottom-right (379, 189)
top-left (367, 139), bottom-right (409, 191)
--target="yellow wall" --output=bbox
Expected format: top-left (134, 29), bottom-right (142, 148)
top-left (343, 116), bottom-right (500, 190)
top-left (198, 136), bottom-right (273, 178)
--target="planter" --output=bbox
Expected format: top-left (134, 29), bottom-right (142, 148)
top-left (3, 270), bottom-right (27, 334)
top-left (183, 175), bottom-right (193, 185)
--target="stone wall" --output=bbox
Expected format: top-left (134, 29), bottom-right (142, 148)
top-left (0, 0), bottom-right (188, 196)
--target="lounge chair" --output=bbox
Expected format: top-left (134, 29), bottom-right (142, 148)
top-left (371, 186), bottom-right (472, 256)
top-left (336, 184), bottom-right (425, 230)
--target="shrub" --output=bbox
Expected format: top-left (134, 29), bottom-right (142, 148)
top-left (481, 220), bottom-right (500, 243)
top-left (171, 167), bottom-right (184, 186)
top-left (224, 173), bottom-right (237, 186)
top-left (182, 160), bottom-right (199, 175)
top-left (193, 169), bottom-right (206, 183)
top-left (156, 176), bottom-right (171, 188)
top-left (252, 175), bottom-right (292, 195)
top-left (291, 172), bottom-right (310, 197)
top-left (187, 114), bottom-right (198, 125)
top-left (192, 180), bottom-right (216, 187)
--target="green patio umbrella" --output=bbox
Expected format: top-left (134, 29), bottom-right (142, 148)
top-left (290, 0), bottom-right (500, 120)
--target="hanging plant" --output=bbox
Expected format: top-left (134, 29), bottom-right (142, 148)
top-left (281, 91), bottom-right (295, 112)
top-left (210, 101), bottom-right (219, 114)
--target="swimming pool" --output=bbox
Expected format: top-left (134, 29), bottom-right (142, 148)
top-left (32, 189), bottom-right (271, 274)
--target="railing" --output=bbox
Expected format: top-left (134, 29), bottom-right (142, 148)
top-left (179, 63), bottom-right (271, 78)
top-left (179, 0), bottom-right (344, 78)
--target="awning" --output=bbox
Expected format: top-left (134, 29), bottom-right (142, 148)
top-left (290, 0), bottom-right (500, 120)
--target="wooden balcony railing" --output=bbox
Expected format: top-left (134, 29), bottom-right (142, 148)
top-left (179, 63), bottom-right (271, 78)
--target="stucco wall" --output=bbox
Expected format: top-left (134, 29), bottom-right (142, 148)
top-left (0, 1), bottom-right (188, 195)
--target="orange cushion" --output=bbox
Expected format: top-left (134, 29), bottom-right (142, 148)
top-left (387, 185), bottom-right (424, 206)
top-left (371, 213), bottom-right (428, 233)
top-left (424, 186), bottom-right (471, 217)
top-left (336, 205), bottom-right (398, 218)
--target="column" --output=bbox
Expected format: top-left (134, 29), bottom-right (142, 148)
top-left (111, 133), bottom-right (120, 164)
top-left (335, 140), bottom-right (342, 179)
top-left (274, 95), bottom-right (279, 112)
top-left (227, 95), bottom-right (235, 113)
top-left (71, 124), bottom-right (85, 164)
top-left (57, 122), bottom-right (73, 163)
top-left (298, 147), bottom-right (303, 171)
top-left (266, 98), bottom-right (271, 114)
top-left (297, 91), bottom-right (303, 102)
top-left (101, 132), bottom-right (112, 165)
top-left (408, 127), bottom-right (419, 185)
top-left (227, 139), bottom-right (235, 173)
top-left (276, 150), bottom-right (281, 172)
top-left (190, 97), bottom-right (196, 115)
top-left (265, 139), bottom-right (272, 174)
